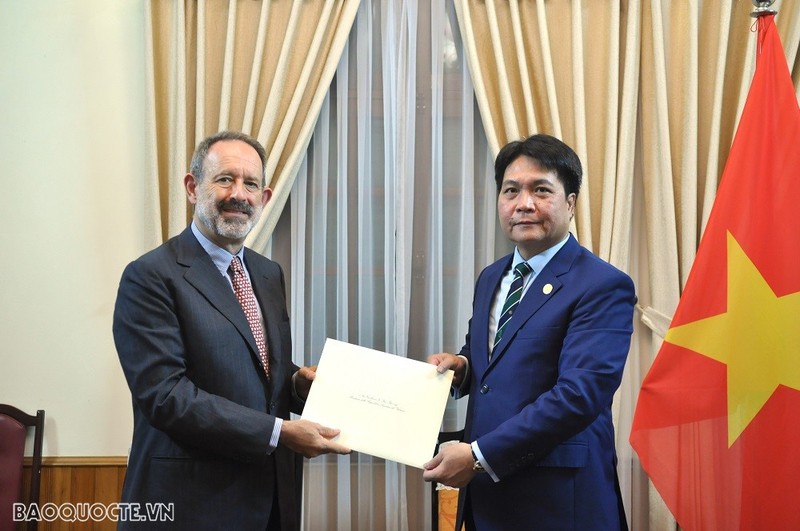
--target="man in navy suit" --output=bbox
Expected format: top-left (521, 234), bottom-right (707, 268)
top-left (423, 134), bottom-right (635, 530)
top-left (113, 131), bottom-right (349, 530)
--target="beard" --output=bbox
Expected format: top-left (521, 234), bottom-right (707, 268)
top-left (195, 188), bottom-right (263, 242)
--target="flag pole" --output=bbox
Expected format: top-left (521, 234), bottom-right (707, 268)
top-left (751, 0), bottom-right (777, 17)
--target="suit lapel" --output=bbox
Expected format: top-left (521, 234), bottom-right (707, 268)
top-left (246, 248), bottom-right (288, 387)
top-left (472, 256), bottom-right (510, 373)
top-left (176, 229), bottom-right (263, 367)
top-left (488, 235), bottom-right (579, 368)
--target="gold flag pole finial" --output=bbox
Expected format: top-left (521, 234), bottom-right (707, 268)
top-left (751, 0), bottom-right (777, 17)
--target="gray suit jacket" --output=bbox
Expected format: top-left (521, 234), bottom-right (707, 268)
top-left (113, 226), bottom-right (303, 530)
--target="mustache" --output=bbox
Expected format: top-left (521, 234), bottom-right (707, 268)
top-left (218, 198), bottom-right (254, 216)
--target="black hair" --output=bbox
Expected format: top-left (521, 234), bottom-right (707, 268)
top-left (494, 134), bottom-right (582, 197)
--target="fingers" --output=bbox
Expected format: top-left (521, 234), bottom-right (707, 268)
top-left (281, 419), bottom-right (350, 458)
top-left (317, 426), bottom-right (341, 439)
top-left (421, 455), bottom-right (440, 482)
top-left (307, 424), bottom-right (350, 457)
top-left (427, 353), bottom-right (455, 373)
top-left (297, 365), bottom-right (317, 381)
top-left (427, 353), bottom-right (446, 366)
top-left (423, 451), bottom-right (444, 471)
top-left (421, 443), bottom-right (476, 487)
top-left (294, 366), bottom-right (318, 400)
top-left (316, 425), bottom-right (350, 454)
top-left (325, 441), bottom-right (351, 455)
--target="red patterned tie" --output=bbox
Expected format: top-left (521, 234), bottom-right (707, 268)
top-left (230, 256), bottom-right (269, 377)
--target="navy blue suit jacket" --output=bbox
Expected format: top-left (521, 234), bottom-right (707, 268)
top-left (457, 234), bottom-right (635, 530)
top-left (113, 227), bottom-right (303, 530)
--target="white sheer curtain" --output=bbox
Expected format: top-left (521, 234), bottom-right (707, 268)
top-left (269, 1), bottom-right (495, 529)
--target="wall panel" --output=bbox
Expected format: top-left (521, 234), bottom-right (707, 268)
top-left (19, 459), bottom-right (126, 531)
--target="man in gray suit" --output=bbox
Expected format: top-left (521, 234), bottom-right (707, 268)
top-left (113, 131), bottom-right (349, 530)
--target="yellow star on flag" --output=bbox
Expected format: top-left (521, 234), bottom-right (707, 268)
top-left (665, 231), bottom-right (800, 447)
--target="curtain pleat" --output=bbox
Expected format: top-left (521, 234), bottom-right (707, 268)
top-left (146, 0), bottom-right (361, 250)
top-left (143, 1), bottom-right (162, 250)
top-left (280, 1), bottom-right (490, 528)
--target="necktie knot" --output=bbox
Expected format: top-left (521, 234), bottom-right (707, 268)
top-left (230, 255), bottom-right (245, 275)
top-left (513, 261), bottom-right (533, 279)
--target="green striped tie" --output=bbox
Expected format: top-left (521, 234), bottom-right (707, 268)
top-left (494, 262), bottom-right (533, 349)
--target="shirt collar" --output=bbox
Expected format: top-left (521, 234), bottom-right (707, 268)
top-left (512, 233), bottom-right (571, 274)
top-left (190, 221), bottom-right (246, 278)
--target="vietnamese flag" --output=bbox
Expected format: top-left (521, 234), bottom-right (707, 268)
top-left (630, 14), bottom-right (800, 531)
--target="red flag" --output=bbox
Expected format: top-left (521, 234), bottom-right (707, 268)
top-left (630, 14), bottom-right (800, 531)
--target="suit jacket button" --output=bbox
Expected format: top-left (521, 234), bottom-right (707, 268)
top-left (480, 384), bottom-right (490, 394)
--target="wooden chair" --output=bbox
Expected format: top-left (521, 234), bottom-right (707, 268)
top-left (0, 405), bottom-right (44, 531)
top-left (431, 429), bottom-right (464, 531)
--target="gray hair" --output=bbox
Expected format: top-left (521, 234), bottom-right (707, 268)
top-left (189, 130), bottom-right (268, 186)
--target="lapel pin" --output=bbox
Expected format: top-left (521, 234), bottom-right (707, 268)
top-left (543, 283), bottom-right (553, 295)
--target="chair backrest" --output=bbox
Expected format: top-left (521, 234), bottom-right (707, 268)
top-left (0, 405), bottom-right (44, 531)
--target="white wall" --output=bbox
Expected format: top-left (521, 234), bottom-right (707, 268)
top-left (0, 1), bottom-right (147, 456)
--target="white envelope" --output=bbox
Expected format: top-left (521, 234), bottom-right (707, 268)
top-left (301, 338), bottom-right (454, 468)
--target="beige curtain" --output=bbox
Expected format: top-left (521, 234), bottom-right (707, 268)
top-left (454, 0), bottom-right (800, 529)
top-left (144, 0), bottom-right (361, 251)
